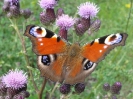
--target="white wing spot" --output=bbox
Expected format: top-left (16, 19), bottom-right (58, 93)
top-left (104, 45), bottom-right (108, 49)
top-left (40, 43), bottom-right (43, 46)
top-left (38, 38), bottom-right (42, 41)
top-left (99, 50), bottom-right (102, 53)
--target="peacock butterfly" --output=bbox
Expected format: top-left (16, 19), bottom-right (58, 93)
top-left (24, 25), bottom-right (128, 85)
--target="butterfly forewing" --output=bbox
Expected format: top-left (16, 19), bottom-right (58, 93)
top-left (24, 25), bottom-right (69, 55)
top-left (82, 33), bottom-right (128, 63)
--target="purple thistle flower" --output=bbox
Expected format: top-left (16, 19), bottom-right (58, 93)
top-left (10, 0), bottom-right (20, 6)
top-left (4, 0), bottom-right (20, 8)
top-left (56, 14), bottom-right (75, 30)
top-left (4, 0), bottom-right (12, 3)
top-left (78, 2), bottom-right (99, 19)
top-left (39, 0), bottom-right (57, 9)
top-left (2, 69), bottom-right (27, 90)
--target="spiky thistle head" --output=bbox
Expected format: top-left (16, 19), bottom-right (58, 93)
top-left (2, 69), bottom-right (27, 90)
top-left (39, 0), bottom-right (57, 9)
top-left (56, 14), bottom-right (75, 30)
top-left (78, 2), bottom-right (99, 19)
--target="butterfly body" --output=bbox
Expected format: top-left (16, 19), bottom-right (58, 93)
top-left (24, 25), bottom-right (127, 85)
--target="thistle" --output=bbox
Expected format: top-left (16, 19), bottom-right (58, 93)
top-left (59, 84), bottom-right (71, 94)
top-left (39, 0), bottom-right (57, 25)
top-left (20, 9), bottom-right (32, 19)
top-left (2, 0), bottom-right (31, 18)
top-left (75, 83), bottom-right (85, 94)
top-left (56, 14), bottom-right (75, 40)
top-left (2, 69), bottom-right (27, 90)
top-left (75, 2), bottom-right (99, 35)
top-left (111, 82), bottom-right (122, 94)
top-left (103, 83), bottom-right (110, 91)
top-left (56, 8), bottom-right (64, 18)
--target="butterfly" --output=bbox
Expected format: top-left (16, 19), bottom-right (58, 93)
top-left (24, 25), bottom-right (128, 85)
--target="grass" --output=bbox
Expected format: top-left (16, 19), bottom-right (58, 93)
top-left (0, 0), bottom-right (133, 99)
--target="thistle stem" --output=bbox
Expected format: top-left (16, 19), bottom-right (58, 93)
top-left (38, 78), bottom-right (47, 99)
top-left (9, 19), bottom-right (39, 92)
top-left (49, 82), bottom-right (59, 99)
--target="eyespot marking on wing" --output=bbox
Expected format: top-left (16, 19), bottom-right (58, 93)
top-left (29, 26), bottom-right (47, 37)
top-left (41, 55), bottom-right (51, 66)
top-left (41, 54), bottom-right (57, 66)
top-left (36, 28), bottom-right (43, 34)
top-left (104, 33), bottom-right (123, 45)
top-left (82, 58), bottom-right (94, 70)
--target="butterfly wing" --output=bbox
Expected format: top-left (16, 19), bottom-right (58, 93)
top-left (24, 25), bottom-right (70, 83)
top-left (64, 33), bottom-right (127, 84)
top-left (64, 49), bottom-right (97, 84)
top-left (82, 33), bottom-right (128, 63)
top-left (24, 25), bottom-right (69, 55)
top-left (37, 54), bottom-right (67, 83)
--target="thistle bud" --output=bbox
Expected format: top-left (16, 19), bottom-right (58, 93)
top-left (46, 8), bottom-right (56, 22)
top-left (0, 78), bottom-right (7, 95)
top-left (88, 19), bottom-right (101, 35)
top-left (10, 5), bottom-right (20, 17)
top-left (7, 12), bottom-right (13, 18)
top-left (103, 83), bottom-right (110, 91)
top-left (40, 12), bottom-right (50, 25)
top-left (75, 83), bottom-right (85, 94)
top-left (5, 95), bottom-right (12, 99)
top-left (19, 91), bottom-right (30, 98)
top-left (75, 23), bottom-right (86, 35)
top-left (75, 18), bottom-right (90, 36)
top-left (11, 0), bottom-right (20, 9)
top-left (56, 8), bottom-right (64, 18)
top-left (7, 88), bottom-right (18, 98)
top-left (58, 29), bottom-right (68, 40)
top-left (2, 5), bottom-right (10, 12)
top-left (13, 94), bottom-right (24, 99)
top-left (21, 9), bottom-right (32, 19)
top-left (59, 84), bottom-right (71, 94)
top-left (111, 82), bottom-right (122, 94)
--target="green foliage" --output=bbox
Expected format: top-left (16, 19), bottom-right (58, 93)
top-left (0, 0), bottom-right (133, 99)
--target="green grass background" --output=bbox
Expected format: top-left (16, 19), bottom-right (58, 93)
top-left (0, 0), bottom-right (133, 99)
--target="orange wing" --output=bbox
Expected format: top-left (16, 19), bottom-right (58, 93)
top-left (24, 25), bottom-right (70, 83)
top-left (82, 33), bottom-right (128, 63)
top-left (24, 25), bottom-right (69, 55)
top-left (37, 54), bottom-right (67, 83)
top-left (64, 33), bottom-right (128, 84)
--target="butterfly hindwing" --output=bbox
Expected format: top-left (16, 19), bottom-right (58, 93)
top-left (64, 52), bottom-right (97, 84)
top-left (37, 54), bottom-right (68, 83)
